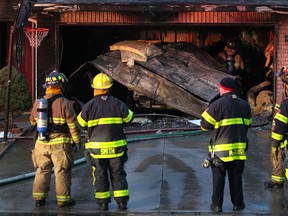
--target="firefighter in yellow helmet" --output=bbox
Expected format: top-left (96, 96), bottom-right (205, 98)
top-left (30, 70), bottom-right (81, 208)
top-left (77, 72), bottom-right (134, 211)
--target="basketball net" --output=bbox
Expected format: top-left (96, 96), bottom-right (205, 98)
top-left (24, 28), bottom-right (49, 48)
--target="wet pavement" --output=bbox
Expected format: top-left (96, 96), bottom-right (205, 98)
top-left (0, 114), bottom-right (288, 215)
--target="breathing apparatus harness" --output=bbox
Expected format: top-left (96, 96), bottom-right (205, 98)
top-left (224, 50), bottom-right (236, 75)
top-left (37, 94), bottom-right (69, 142)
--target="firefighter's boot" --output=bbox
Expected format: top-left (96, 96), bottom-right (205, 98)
top-left (57, 198), bottom-right (76, 208)
top-left (264, 180), bottom-right (284, 188)
top-left (35, 200), bottom-right (46, 207)
top-left (98, 203), bottom-right (108, 211)
top-left (282, 200), bottom-right (288, 209)
top-left (118, 201), bottom-right (127, 210)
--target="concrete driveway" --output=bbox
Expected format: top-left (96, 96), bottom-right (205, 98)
top-left (0, 115), bottom-right (287, 215)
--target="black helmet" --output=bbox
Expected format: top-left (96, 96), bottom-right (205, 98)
top-left (43, 70), bottom-right (68, 88)
top-left (225, 38), bottom-right (237, 49)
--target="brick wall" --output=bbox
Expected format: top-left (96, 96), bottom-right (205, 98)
top-left (275, 15), bottom-right (288, 105)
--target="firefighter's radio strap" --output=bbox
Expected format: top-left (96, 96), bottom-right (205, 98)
top-left (46, 94), bottom-right (69, 134)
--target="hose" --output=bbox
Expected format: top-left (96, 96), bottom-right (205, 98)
top-left (0, 158), bottom-right (86, 186)
top-left (10, 126), bottom-right (201, 140)
top-left (0, 130), bottom-right (202, 186)
top-left (127, 130), bottom-right (202, 142)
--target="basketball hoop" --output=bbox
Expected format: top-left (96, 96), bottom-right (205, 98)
top-left (24, 27), bottom-right (49, 48)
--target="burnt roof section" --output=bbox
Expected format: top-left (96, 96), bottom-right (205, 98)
top-left (36, 0), bottom-right (288, 6)
top-left (34, 1), bottom-right (288, 13)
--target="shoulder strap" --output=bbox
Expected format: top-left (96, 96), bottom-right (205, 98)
top-left (47, 94), bottom-right (64, 104)
top-left (46, 94), bottom-right (69, 134)
top-left (47, 94), bottom-right (64, 124)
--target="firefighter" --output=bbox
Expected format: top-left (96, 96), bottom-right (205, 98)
top-left (217, 37), bottom-right (245, 75)
top-left (264, 67), bottom-right (288, 189)
top-left (200, 77), bottom-right (252, 213)
top-left (30, 70), bottom-right (81, 207)
top-left (77, 73), bottom-right (133, 211)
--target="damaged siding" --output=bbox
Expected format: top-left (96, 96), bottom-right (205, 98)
top-left (59, 11), bottom-right (275, 24)
top-left (178, 12), bottom-right (274, 24)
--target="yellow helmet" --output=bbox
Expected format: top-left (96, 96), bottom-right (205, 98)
top-left (91, 73), bottom-right (113, 89)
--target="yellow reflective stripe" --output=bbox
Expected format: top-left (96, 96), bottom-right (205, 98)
top-left (271, 132), bottom-right (283, 141)
top-left (92, 166), bottom-right (96, 186)
top-left (90, 151), bottom-right (125, 159)
top-left (243, 118), bottom-right (252, 126)
top-left (201, 126), bottom-right (208, 132)
top-left (201, 111), bottom-right (216, 125)
top-left (274, 103), bottom-right (280, 111)
top-left (52, 117), bottom-right (66, 124)
top-left (77, 114), bottom-right (87, 127)
top-left (272, 175), bottom-right (286, 182)
top-left (86, 139), bottom-right (127, 148)
top-left (57, 195), bottom-right (71, 202)
top-left (96, 191), bottom-right (111, 199)
top-left (33, 192), bottom-right (48, 199)
top-left (123, 110), bottom-right (133, 123)
top-left (37, 137), bottom-right (73, 145)
top-left (274, 113), bottom-right (288, 124)
top-left (215, 118), bottom-right (249, 129)
top-left (280, 140), bottom-right (287, 149)
top-left (211, 143), bottom-right (246, 151)
top-left (88, 117), bottom-right (123, 127)
top-left (215, 118), bottom-right (243, 128)
top-left (114, 189), bottom-right (129, 197)
top-left (72, 135), bottom-right (80, 143)
top-left (77, 110), bottom-right (132, 128)
top-left (67, 122), bottom-right (77, 128)
top-left (220, 155), bottom-right (247, 162)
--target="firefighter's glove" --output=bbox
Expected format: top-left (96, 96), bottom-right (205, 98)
top-left (271, 146), bottom-right (278, 160)
top-left (72, 142), bottom-right (80, 153)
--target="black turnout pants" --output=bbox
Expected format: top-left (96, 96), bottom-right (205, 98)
top-left (93, 156), bottom-right (129, 205)
top-left (211, 160), bottom-right (245, 207)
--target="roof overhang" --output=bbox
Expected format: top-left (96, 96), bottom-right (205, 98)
top-left (13, 1), bottom-right (288, 14)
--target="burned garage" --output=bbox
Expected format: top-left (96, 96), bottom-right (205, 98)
top-left (56, 14), bottom-right (275, 118)
top-left (3, 1), bottom-right (288, 215)
top-left (61, 26), bottom-right (273, 117)
top-left (2, 0), bottom-right (288, 119)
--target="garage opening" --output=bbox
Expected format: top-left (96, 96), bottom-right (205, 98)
top-left (59, 25), bottom-right (274, 117)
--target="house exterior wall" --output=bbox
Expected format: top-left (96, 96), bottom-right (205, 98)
top-left (2, 1), bottom-right (288, 112)
top-left (275, 15), bottom-right (288, 105)
top-left (59, 11), bottom-right (274, 24)
top-left (39, 10), bottom-right (279, 100)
